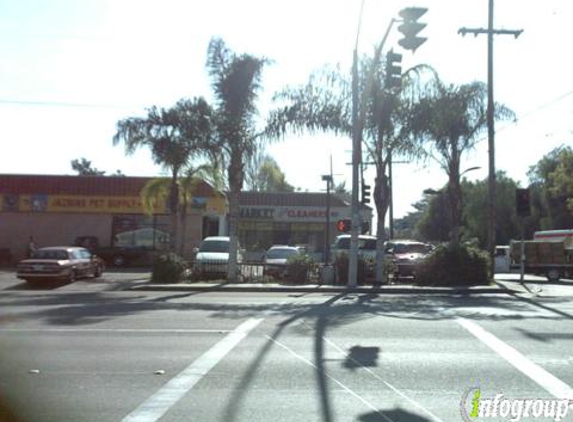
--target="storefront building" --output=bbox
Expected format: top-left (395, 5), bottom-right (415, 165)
top-left (0, 174), bottom-right (225, 262)
top-left (237, 192), bottom-right (373, 261)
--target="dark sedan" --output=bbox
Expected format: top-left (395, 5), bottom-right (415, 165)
top-left (17, 246), bottom-right (105, 284)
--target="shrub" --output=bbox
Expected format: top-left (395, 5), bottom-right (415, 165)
top-left (152, 252), bottom-right (187, 284)
top-left (333, 252), bottom-right (368, 285)
top-left (285, 254), bottom-right (316, 284)
top-left (415, 243), bottom-right (490, 286)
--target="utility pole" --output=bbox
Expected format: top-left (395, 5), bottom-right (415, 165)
top-left (322, 156), bottom-right (333, 265)
top-left (388, 152), bottom-right (394, 239)
top-left (458, 0), bottom-right (522, 276)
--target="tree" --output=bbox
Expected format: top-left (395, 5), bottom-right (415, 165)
top-left (245, 154), bottom-right (294, 192)
top-left (71, 158), bottom-right (106, 176)
top-left (415, 172), bottom-right (522, 246)
top-left (206, 38), bottom-right (270, 282)
top-left (266, 54), bottom-right (427, 283)
top-left (113, 97), bottom-right (212, 251)
top-left (404, 78), bottom-right (515, 246)
top-left (334, 181), bottom-right (349, 195)
top-left (416, 192), bottom-right (451, 243)
top-left (140, 165), bottom-right (215, 255)
top-left (462, 172), bottom-right (521, 246)
top-left (528, 145), bottom-right (573, 229)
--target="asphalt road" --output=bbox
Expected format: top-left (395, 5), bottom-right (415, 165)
top-left (1, 271), bottom-right (573, 422)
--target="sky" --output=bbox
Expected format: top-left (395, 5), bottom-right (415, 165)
top-left (1, 0), bottom-right (571, 220)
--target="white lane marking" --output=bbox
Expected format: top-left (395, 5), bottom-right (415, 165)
top-left (320, 335), bottom-right (447, 422)
top-left (457, 318), bottom-right (573, 400)
top-left (266, 335), bottom-right (398, 422)
top-left (0, 328), bottom-right (232, 333)
top-left (121, 317), bottom-right (264, 422)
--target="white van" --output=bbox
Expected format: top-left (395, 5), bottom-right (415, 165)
top-left (193, 236), bottom-right (243, 276)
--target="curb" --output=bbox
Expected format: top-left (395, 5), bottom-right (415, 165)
top-left (128, 282), bottom-right (516, 295)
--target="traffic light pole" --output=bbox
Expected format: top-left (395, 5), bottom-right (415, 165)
top-left (458, 0), bottom-right (522, 277)
top-left (349, 48), bottom-right (361, 288)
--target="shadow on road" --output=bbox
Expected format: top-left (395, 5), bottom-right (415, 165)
top-left (4, 289), bottom-right (573, 327)
top-left (358, 408), bottom-right (431, 422)
top-left (514, 327), bottom-right (573, 342)
top-left (4, 289), bottom-right (573, 420)
top-left (3, 280), bottom-right (69, 291)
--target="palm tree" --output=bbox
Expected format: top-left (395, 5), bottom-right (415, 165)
top-left (404, 78), bottom-right (515, 245)
top-left (113, 97), bottom-right (212, 252)
top-left (206, 38), bottom-right (270, 282)
top-left (140, 165), bottom-right (217, 255)
top-left (266, 56), bottom-right (427, 283)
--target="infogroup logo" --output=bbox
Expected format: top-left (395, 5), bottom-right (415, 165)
top-left (460, 387), bottom-right (571, 422)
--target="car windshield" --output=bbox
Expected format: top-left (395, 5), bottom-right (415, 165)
top-left (267, 248), bottom-right (298, 260)
top-left (393, 243), bottom-right (429, 254)
top-left (32, 249), bottom-right (69, 260)
top-left (199, 240), bottom-right (229, 253)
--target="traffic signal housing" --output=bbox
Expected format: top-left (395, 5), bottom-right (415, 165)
top-left (516, 188), bottom-right (531, 217)
top-left (336, 219), bottom-right (351, 233)
top-left (385, 50), bottom-right (402, 90)
top-left (398, 7), bottom-right (428, 52)
top-left (361, 183), bottom-right (372, 204)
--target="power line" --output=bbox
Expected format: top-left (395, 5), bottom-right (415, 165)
top-left (480, 89), bottom-right (573, 138)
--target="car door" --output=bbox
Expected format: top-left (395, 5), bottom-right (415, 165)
top-left (74, 249), bottom-right (91, 277)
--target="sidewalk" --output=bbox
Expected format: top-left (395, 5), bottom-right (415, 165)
top-left (128, 280), bottom-right (516, 294)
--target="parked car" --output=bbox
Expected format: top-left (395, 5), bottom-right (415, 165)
top-left (386, 240), bottom-right (433, 278)
top-left (17, 246), bottom-right (105, 284)
top-left (74, 235), bottom-right (153, 267)
top-left (263, 245), bottom-right (305, 278)
top-left (193, 236), bottom-right (243, 278)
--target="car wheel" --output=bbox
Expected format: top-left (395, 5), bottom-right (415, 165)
top-left (113, 255), bottom-right (126, 267)
top-left (546, 268), bottom-right (560, 282)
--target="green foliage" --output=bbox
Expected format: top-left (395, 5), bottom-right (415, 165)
top-left (333, 252), bottom-right (368, 285)
top-left (415, 244), bottom-right (490, 286)
top-left (245, 154), bottom-right (294, 192)
top-left (413, 172), bottom-right (522, 247)
top-left (71, 158), bottom-right (106, 176)
top-left (285, 254), bottom-right (316, 284)
top-left (206, 37), bottom-right (270, 283)
top-left (528, 145), bottom-right (573, 230)
top-left (151, 252), bottom-right (187, 283)
top-left (462, 172), bottom-right (521, 247)
top-left (415, 192), bottom-right (450, 243)
top-left (404, 79), bottom-right (515, 244)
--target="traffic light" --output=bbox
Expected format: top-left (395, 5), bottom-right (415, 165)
top-left (398, 7), bottom-right (428, 52)
top-left (361, 183), bottom-right (371, 204)
top-left (336, 219), bottom-right (351, 233)
top-left (361, 221), bottom-right (370, 234)
top-left (385, 50), bottom-right (402, 90)
top-left (516, 188), bottom-right (531, 217)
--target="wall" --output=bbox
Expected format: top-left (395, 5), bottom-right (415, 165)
top-left (0, 212), bottom-right (112, 262)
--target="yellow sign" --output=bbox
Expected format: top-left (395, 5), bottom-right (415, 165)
top-left (48, 196), bottom-right (150, 213)
top-left (0, 194), bottom-right (226, 215)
